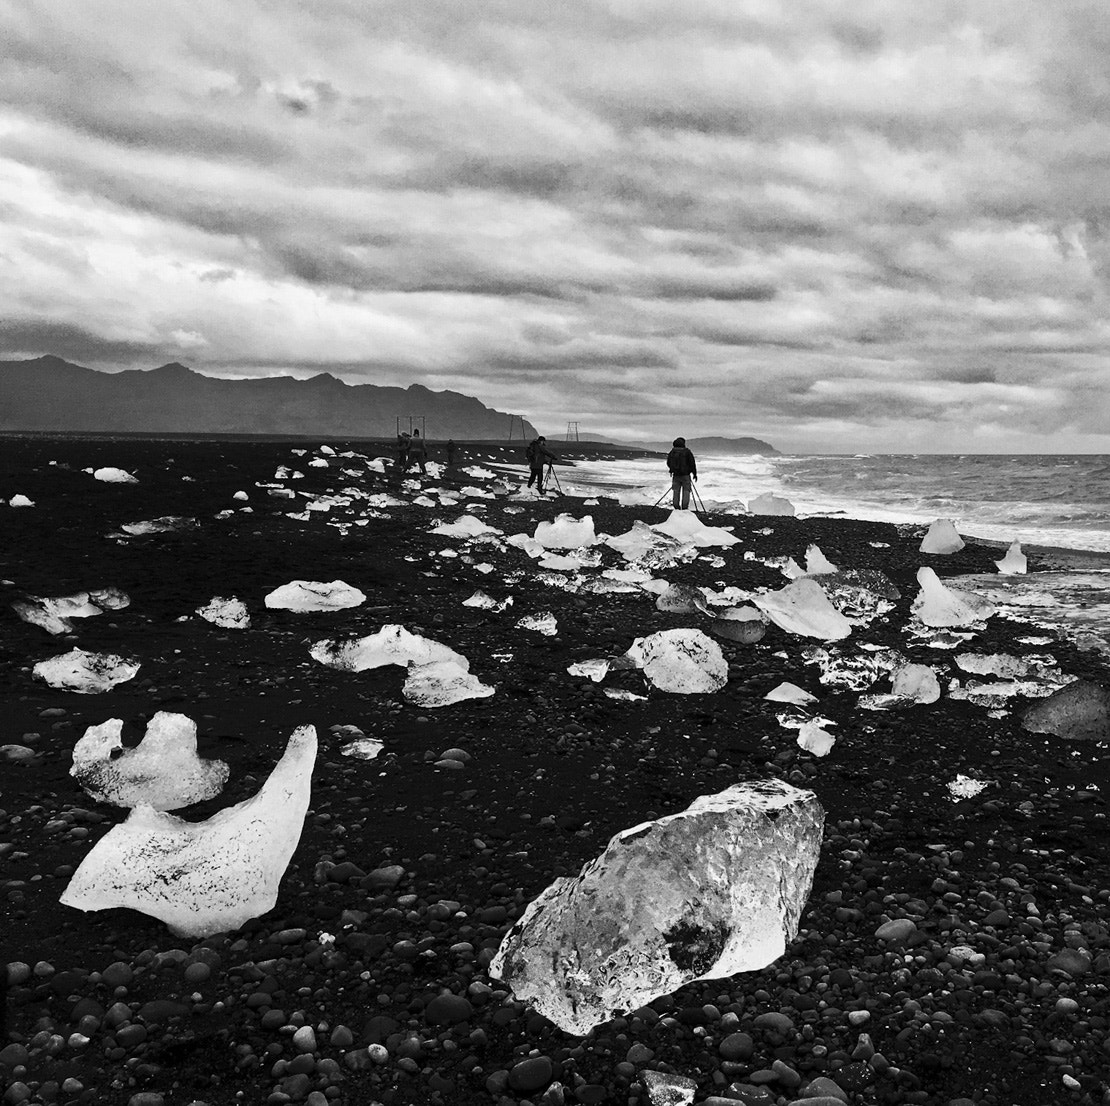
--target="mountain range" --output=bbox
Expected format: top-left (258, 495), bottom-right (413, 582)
top-left (625, 435), bottom-right (780, 455)
top-left (0, 356), bottom-right (538, 439)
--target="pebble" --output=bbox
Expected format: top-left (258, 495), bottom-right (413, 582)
top-left (425, 993), bottom-right (474, 1025)
top-left (509, 1055), bottom-right (554, 1093)
top-left (874, 918), bottom-right (917, 942)
top-left (292, 1026), bottom-right (317, 1053)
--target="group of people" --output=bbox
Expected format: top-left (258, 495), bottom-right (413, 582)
top-left (394, 429), bottom-right (698, 510)
top-left (396, 430), bottom-right (456, 473)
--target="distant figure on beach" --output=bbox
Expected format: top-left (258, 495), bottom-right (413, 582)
top-left (526, 435), bottom-right (556, 493)
top-left (667, 436), bottom-right (697, 509)
top-left (410, 429), bottom-right (428, 474)
top-left (396, 431), bottom-right (411, 472)
top-left (446, 439), bottom-right (456, 467)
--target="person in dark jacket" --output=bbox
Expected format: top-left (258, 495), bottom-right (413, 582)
top-left (666, 436), bottom-right (697, 509)
top-left (445, 439), bottom-right (457, 467)
top-left (410, 428), bottom-right (428, 474)
top-left (525, 435), bottom-right (556, 492)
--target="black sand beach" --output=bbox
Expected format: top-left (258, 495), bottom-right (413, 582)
top-left (3, 437), bottom-right (1110, 1106)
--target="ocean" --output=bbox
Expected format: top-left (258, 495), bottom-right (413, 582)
top-left (557, 453), bottom-right (1110, 555)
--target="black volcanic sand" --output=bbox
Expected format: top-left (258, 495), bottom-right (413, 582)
top-left (2, 437), bottom-right (1110, 1106)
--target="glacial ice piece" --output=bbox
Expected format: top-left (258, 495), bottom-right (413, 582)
top-left (196, 597), bottom-right (251, 630)
top-left (9, 494), bottom-right (35, 507)
top-left (568, 659), bottom-right (611, 682)
top-left (602, 521), bottom-right (674, 562)
top-left (265, 580), bottom-right (366, 612)
top-left (93, 467), bottom-right (138, 483)
top-left (765, 682), bottom-right (817, 706)
top-left (804, 544), bottom-right (837, 575)
top-left (642, 1071), bottom-right (697, 1106)
top-left (60, 725), bottom-right (317, 937)
top-left (754, 579), bottom-right (852, 641)
top-left (651, 511), bottom-right (739, 548)
top-left (947, 775), bottom-right (990, 801)
top-left (403, 660), bottom-right (496, 707)
top-left (710, 607), bottom-right (767, 644)
top-left (233, 490), bottom-right (249, 501)
top-left (803, 645), bottom-right (903, 690)
top-left (912, 568), bottom-right (995, 627)
top-left (71, 712), bottom-right (230, 810)
top-left (88, 587), bottom-right (130, 610)
top-left (432, 515), bottom-right (502, 539)
top-left (120, 516), bottom-right (198, 535)
top-left (310, 625), bottom-right (466, 671)
top-left (920, 519), bottom-right (965, 554)
top-left (13, 593), bottom-right (104, 635)
top-left (534, 514), bottom-right (597, 549)
top-left (747, 492), bottom-right (795, 516)
top-left (1021, 680), bottom-right (1110, 741)
top-left (490, 779), bottom-right (823, 1035)
top-left (655, 584), bottom-right (708, 614)
top-left (858, 663), bottom-right (941, 710)
top-left (341, 737), bottom-right (384, 759)
top-left (33, 649), bottom-right (140, 693)
top-left (819, 568), bottom-right (899, 626)
top-left (625, 629), bottom-right (728, 694)
top-left (463, 590), bottom-right (505, 610)
top-left (517, 612), bottom-right (558, 635)
top-left (995, 541), bottom-right (1027, 575)
top-left (796, 719), bottom-right (837, 756)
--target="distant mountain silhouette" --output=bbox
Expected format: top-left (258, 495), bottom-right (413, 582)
top-left (624, 434), bottom-right (780, 455)
top-left (0, 356), bottom-right (538, 439)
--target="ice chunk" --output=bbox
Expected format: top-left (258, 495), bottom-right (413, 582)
top-left (765, 682), bottom-right (817, 705)
top-left (311, 624), bottom-right (465, 671)
top-left (341, 737), bottom-right (384, 760)
top-left (642, 1071), bottom-right (696, 1106)
top-left (858, 663), bottom-right (941, 710)
top-left (9, 494), bottom-right (35, 507)
top-left (33, 648), bottom-right (140, 693)
top-left (93, 467), bottom-right (138, 483)
top-left (1021, 680), bottom-right (1110, 741)
top-left (196, 596), bottom-right (251, 629)
top-left (920, 519), bottom-right (965, 554)
top-left (604, 688), bottom-right (648, 701)
top-left (88, 587), bottom-right (129, 611)
top-left (819, 568), bottom-right (899, 626)
top-left (403, 660), bottom-right (496, 707)
top-left (308, 457), bottom-right (329, 468)
top-left (912, 568), bottom-right (995, 627)
top-left (319, 445), bottom-right (335, 455)
top-left (796, 719), bottom-right (837, 756)
top-left (803, 645), bottom-right (902, 690)
top-left (265, 580), bottom-right (366, 612)
top-left (747, 492), bottom-right (795, 516)
top-left (625, 629), bottom-right (728, 694)
top-left (60, 726), bottom-right (317, 937)
top-left (655, 583), bottom-right (708, 614)
top-left (995, 541), bottom-right (1027, 575)
top-left (652, 510), bottom-right (739, 548)
top-left (804, 544), bottom-right (837, 575)
top-left (71, 712), bottom-right (229, 810)
top-left (754, 579), bottom-right (852, 641)
top-left (516, 612), bottom-right (558, 635)
top-left (119, 516), bottom-right (198, 535)
top-left (709, 607), bottom-right (767, 644)
top-left (506, 532), bottom-right (547, 558)
top-left (947, 775), bottom-right (990, 801)
top-left (462, 590), bottom-right (512, 610)
top-left (431, 514), bottom-right (502, 538)
top-left (534, 514), bottom-right (597, 549)
top-left (12, 593), bottom-right (107, 635)
top-left (568, 659), bottom-right (611, 682)
top-left (490, 780), bottom-right (823, 1035)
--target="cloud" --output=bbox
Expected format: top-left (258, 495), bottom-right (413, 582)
top-left (0, 0), bottom-right (1108, 451)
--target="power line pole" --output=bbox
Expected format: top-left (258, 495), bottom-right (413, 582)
top-left (565, 421), bottom-right (579, 441)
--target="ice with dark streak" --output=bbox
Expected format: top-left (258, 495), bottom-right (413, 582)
top-left (490, 779), bottom-right (823, 1035)
top-left (60, 725), bottom-right (316, 937)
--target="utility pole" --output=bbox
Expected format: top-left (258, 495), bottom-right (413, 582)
top-left (507, 414), bottom-right (527, 440)
top-left (565, 421), bottom-right (579, 441)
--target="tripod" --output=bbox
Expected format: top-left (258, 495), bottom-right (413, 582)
top-left (544, 461), bottom-right (563, 494)
top-left (653, 480), bottom-right (706, 515)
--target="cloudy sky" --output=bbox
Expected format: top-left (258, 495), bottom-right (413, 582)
top-left (2, 1), bottom-right (1109, 452)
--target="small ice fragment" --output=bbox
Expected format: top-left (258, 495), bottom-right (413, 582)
top-left (403, 660), bottom-right (495, 707)
top-left (796, 719), bottom-right (837, 756)
top-left (265, 580), bottom-right (366, 612)
top-left (9, 494), bottom-right (35, 507)
top-left (765, 682), bottom-right (817, 705)
top-left (93, 467), bottom-right (139, 483)
top-left (655, 583), bottom-right (708, 614)
top-left (71, 712), bottom-right (230, 810)
top-left (747, 492), bottom-right (795, 516)
top-left (624, 629), bottom-right (728, 694)
top-left (755, 579), bottom-right (852, 641)
top-left (641, 1071), bottom-right (697, 1106)
top-left (12, 593), bottom-right (105, 635)
top-left (196, 597), bottom-right (251, 630)
top-left (534, 514), bottom-right (597, 549)
top-left (568, 659), bottom-right (611, 682)
top-left (947, 775), bottom-right (989, 801)
top-left (995, 541), bottom-right (1027, 575)
top-left (920, 519), bottom-right (965, 554)
top-left (33, 649), bottom-right (140, 693)
top-left (232, 490), bottom-right (249, 501)
top-left (60, 726), bottom-right (317, 937)
top-left (604, 688), bottom-right (648, 701)
top-left (804, 544), bottom-right (837, 575)
top-left (341, 737), bottom-right (384, 760)
top-left (516, 612), bottom-right (558, 635)
top-left (120, 516), bottom-right (198, 535)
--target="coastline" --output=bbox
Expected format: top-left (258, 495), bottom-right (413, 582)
top-left (2, 435), bottom-right (1110, 1106)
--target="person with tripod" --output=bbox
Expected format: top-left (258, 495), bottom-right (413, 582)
top-left (525, 435), bottom-right (556, 493)
top-left (666, 436), bottom-right (697, 509)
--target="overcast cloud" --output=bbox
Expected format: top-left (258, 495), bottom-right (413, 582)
top-left (2, 0), bottom-right (1109, 451)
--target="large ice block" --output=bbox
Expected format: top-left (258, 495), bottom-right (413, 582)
top-left (310, 624), bottom-right (466, 671)
top-left (402, 660), bottom-right (496, 707)
top-left (747, 492), bottom-right (795, 516)
top-left (33, 648), bottom-right (140, 693)
top-left (490, 780), bottom-right (824, 1035)
top-left (651, 511), bottom-right (739, 548)
top-left (995, 541), bottom-right (1027, 575)
top-left (624, 629), bottom-right (728, 693)
top-left (71, 712), bottom-right (230, 810)
top-left (920, 519), bottom-right (965, 554)
top-left (265, 580), bottom-right (366, 611)
top-left (60, 725), bottom-right (317, 937)
top-left (912, 568), bottom-right (995, 627)
top-left (534, 514), bottom-right (597, 549)
top-left (754, 579), bottom-right (852, 641)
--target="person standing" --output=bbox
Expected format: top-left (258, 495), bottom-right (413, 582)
top-left (446, 439), bottom-right (457, 467)
top-left (410, 428), bottom-right (428, 474)
top-left (525, 435), bottom-right (556, 492)
top-left (666, 436), bottom-right (697, 509)
top-left (396, 431), bottom-right (411, 473)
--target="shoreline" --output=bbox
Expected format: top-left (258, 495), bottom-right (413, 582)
top-left (2, 436), bottom-right (1110, 1106)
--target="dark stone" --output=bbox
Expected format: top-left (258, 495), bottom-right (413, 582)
top-left (508, 1056), bottom-right (553, 1093)
top-left (425, 994), bottom-right (474, 1025)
